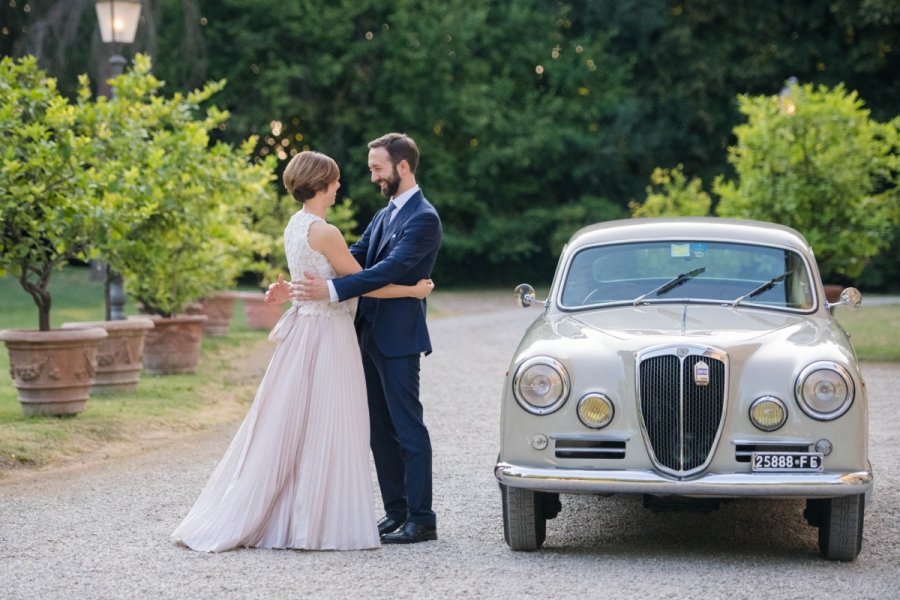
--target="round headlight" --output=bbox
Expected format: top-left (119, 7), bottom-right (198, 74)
top-left (512, 357), bottom-right (569, 414)
top-left (795, 362), bottom-right (854, 420)
top-left (749, 396), bottom-right (787, 431)
top-left (577, 393), bottom-right (614, 429)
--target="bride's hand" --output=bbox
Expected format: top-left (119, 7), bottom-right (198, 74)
top-left (413, 278), bottom-right (435, 299)
top-left (265, 274), bottom-right (290, 303)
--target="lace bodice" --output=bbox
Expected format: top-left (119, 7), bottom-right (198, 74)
top-left (283, 210), bottom-right (350, 317)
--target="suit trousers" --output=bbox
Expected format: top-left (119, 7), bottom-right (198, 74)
top-left (358, 317), bottom-right (435, 527)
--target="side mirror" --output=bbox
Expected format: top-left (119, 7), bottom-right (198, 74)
top-left (826, 287), bottom-right (862, 310)
top-left (514, 283), bottom-right (537, 308)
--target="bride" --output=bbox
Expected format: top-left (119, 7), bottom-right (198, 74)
top-left (172, 151), bottom-right (433, 552)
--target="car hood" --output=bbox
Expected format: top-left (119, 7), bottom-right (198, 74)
top-left (562, 304), bottom-right (816, 344)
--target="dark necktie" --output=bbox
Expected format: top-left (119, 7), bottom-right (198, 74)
top-left (379, 201), bottom-right (396, 243)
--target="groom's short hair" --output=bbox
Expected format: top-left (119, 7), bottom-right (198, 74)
top-left (369, 133), bottom-right (419, 174)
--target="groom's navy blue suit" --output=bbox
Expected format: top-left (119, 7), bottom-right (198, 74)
top-left (332, 189), bottom-right (442, 527)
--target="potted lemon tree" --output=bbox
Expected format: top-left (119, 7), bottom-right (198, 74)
top-left (84, 57), bottom-right (275, 372)
top-left (0, 57), bottom-right (108, 416)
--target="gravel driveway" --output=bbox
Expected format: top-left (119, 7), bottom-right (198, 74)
top-left (1, 294), bottom-right (898, 599)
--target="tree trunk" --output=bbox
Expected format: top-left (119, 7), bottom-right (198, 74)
top-left (20, 265), bottom-right (53, 331)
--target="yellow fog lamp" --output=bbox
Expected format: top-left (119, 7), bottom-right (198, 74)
top-left (577, 393), bottom-right (614, 429)
top-left (749, 396), bottom-right (787, 431)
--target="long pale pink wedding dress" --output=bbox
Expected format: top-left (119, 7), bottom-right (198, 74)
top-left (172, 210), bottom-right (380, 552)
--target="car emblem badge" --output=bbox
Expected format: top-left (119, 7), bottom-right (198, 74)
top-left (694, 360), bottom-right (710, 386)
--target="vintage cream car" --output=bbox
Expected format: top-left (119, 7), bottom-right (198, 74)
top-left (495, 217), bottom-right (872, 561)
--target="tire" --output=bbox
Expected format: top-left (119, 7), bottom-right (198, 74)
top-left (500, 483), bottom-right (547, 551)
top-left (817, 494), bottom-right (865, 561)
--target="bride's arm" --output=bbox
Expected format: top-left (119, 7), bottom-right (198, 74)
top-left (309, 221), bottom-right (434, 300)
top-left (368, 278), bottom-right (434, 299)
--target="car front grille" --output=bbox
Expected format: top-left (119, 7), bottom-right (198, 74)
top-left (638, 347), bottom-right (727, 477)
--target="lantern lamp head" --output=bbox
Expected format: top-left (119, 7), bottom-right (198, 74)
top-left (95, 1), bottom-right (143, 44)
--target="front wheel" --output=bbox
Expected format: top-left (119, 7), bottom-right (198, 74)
top-left (812, 494), bottom-right (865, 561)
top-left (500, 484), bottom-right (551, 551)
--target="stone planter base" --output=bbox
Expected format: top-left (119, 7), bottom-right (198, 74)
top-left (142, 315), bottom-right (207, 375)
top-left (0, 327), bottom-right (108, 416)
top-left (239, 291), bottom-right (287, 330)
top-left (61, 318), bottom-right (155, 393)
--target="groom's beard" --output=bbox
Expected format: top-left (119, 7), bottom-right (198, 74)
top-left (377, 167), bottom-right (401, 198)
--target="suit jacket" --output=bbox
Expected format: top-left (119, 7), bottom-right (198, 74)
top-left (332, 190), bottom-right (442, 357)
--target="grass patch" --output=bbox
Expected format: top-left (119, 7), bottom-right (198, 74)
top-left (0, 265), bottom-right (111, 330)
top-left (833, 303), bottom-right (900, 361)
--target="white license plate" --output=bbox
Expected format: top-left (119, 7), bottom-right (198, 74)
top-left (751, 452), bottom-right (823, 472)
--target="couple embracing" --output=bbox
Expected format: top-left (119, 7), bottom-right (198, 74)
top-left (172, 133), bottom-right (442, 551)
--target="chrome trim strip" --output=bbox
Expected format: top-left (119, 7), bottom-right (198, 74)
top-left (495, 462), bottom-right (873, 497)
top-left (551, 433), bottom-right (631, 442)
top-left (554, 449), bottom-right (626, 458)
top-left (732, 439), bottom-right (813, 446)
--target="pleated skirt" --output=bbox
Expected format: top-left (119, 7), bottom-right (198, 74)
top-left (172, 307), bottom-right (380, 552)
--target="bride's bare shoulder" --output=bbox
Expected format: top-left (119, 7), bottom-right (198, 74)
top-left (307, 220), bottom-right (344, 252)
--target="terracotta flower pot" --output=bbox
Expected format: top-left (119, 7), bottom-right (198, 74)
top-left (141, 314), bottom-right (207, 375)
top-left (188, 292), bottom-right (236, 337)
top-left (61, 318), bottom-right (155, 393)
top-left (0, 327), bottom-right (108, 416)
top-left (239, 291), bottom-right (287, 330)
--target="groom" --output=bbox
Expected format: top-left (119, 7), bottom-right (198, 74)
top-left (293, 133), bottom-right (442, 544)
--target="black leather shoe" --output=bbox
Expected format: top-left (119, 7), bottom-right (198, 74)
top-left (377, 515), bottom-right (404, 536)
top-left (381, 521), bottom-right (437, 544)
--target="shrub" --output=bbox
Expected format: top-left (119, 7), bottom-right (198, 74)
top-left (715, 81), bottom-right (899, 281)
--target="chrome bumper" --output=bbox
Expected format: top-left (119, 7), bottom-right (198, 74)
top-left (494, 462), bottom-right (874, 498)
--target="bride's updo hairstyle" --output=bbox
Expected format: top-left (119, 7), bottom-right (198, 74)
top-left (283, 151), bottom-right (340, 203)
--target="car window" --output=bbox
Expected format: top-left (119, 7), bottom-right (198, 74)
top-left (560, 241), bottom-right (814, 310)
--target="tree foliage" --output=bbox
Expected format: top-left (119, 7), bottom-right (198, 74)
top-left (4, 0), bottom-right (899, 287)
top-left (175, 0), bottom-right (627, 283)
top-left (0, 54), bottom-right (282, 326)
top-left (0, 56), bottom-right (102, 331)
top-left (83, 55), bottom-right (277, 316)
top-left (715, 82), bottom-right (898, 281)
top-left (581, 0), bottom-right (900, 199)
top-left (629, 166), bottom-right (712, 218)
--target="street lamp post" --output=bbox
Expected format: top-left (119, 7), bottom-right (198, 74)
top-left (779, 76), bottom-right (799, 116)
top-left (95, 1), bottom-right (142, 320)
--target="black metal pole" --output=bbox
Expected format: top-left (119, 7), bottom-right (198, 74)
top-left (105, 50), bottom-right (127, 320)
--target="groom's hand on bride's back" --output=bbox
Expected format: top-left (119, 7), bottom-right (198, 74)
top-left (290, 271), bottom-right (329, 301)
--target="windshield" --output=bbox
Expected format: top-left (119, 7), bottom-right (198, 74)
top-left (559, 241), bottom-right (815, 311)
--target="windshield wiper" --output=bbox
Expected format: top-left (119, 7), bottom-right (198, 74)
top-left (632, 267), bottom-right (706, 305)
top-left (731, 270), bottom-right (793, 307)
